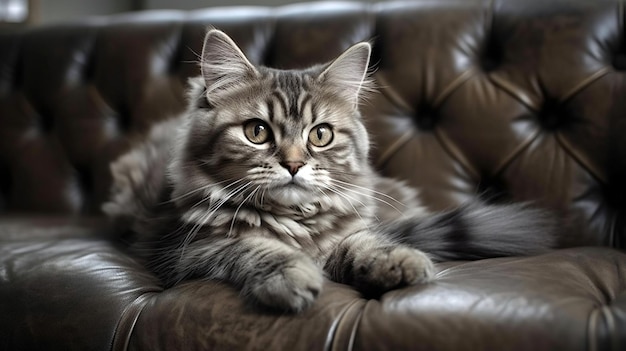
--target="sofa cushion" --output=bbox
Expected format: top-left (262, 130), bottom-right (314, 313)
top-left (1, 219), bottom-right (625, 351)
top-left (128, 248), bottom-right (626, 351)
top-left (1, 0), bottom-right (625, 250)
top-left (0, 217), bottom-right (162, 351)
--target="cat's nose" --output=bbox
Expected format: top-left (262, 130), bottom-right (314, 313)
top-left (280, 161), bottom-right (305, 176)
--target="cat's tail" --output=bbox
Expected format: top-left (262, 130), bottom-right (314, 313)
top-left (382, 202), bottom-right (563, 261)
top-left (102, 118), bottom-right (178, 235)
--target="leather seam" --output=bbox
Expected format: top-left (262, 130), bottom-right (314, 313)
top-left (324, 299), bottom-right (365, 351)
top-left (324, 298), bottom-right (365, 351)
top-left (110, 291), bottom-right (160, 351)
top-left (601, 305), bottom-right (617, 351)
top-left (346, 300), bottom-right (367, 351)
top-left (588, 303), bottom-right (619, 351)
top-left (588, 306), bottom-right (599, 351)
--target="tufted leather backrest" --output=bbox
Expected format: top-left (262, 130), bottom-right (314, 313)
top-left (0, 0), bottom-right (624, 247)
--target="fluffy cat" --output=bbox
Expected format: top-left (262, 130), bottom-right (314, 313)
top-left (103, 29), bottom-right (556, 312)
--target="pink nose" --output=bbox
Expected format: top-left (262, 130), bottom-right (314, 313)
top-left (281, 161), bottom-right (305, 176)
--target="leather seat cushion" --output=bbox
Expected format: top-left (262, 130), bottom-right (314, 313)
top-left (1, 218), bottom-right (624, 351)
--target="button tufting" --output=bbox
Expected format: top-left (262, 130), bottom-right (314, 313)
top-left (612, 52), bottom-right (626, 71)
top-left (538, 99), bottom-right (567, 131)
top-left (480, 37), bottom-right (502, 72)
top-left (413, 104), bottom-right (438, 130)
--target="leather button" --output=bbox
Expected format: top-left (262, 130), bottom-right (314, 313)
top-left (481, 40), bottom-right (502, 72)
top-left (414, 104), bottom-right (438, 130)
top-left (612, 52), bottom-right (626, 71)
top-left (538, 98), bottom-right (566, 131)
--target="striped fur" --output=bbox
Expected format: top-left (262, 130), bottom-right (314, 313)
top-left (103, 30), bottom-right (557, 312)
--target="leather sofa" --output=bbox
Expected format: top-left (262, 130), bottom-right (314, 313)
top-left (1, 1), bottom-right (625, 350)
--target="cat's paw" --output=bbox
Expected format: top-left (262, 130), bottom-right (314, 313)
top-left (353, 246), bottom-right (434, 294)
top-left (247, 257), bottom-right (324, 313)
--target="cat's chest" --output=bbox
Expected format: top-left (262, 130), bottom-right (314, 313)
top-left (183, 204), bottom-right (367, 258)
top-left (256, 209), bottom-right (368, 258)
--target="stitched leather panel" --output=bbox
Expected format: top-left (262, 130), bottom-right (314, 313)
top-left (0, 1), bottom-right (624, 248)
top-left (0, 217), bottom-right (162, 351)
top-left (354, 247), bottom-right (626, 351)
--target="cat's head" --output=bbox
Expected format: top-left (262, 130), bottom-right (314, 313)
top-left (172, 29), bottom-right (375, 209)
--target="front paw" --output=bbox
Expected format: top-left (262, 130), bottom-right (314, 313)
top-left (353, 246), bottom-right (434, 294)
top-left (246, 257), bottom-right (324, 313)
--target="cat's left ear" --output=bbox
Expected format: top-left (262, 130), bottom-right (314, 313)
top-left (318, 42), bottom-right (372, 106)
top-left (200, 29), bottom-right (259, 103)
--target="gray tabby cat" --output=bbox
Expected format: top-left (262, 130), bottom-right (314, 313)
top-left (103, 29), bottom-right (556, 312)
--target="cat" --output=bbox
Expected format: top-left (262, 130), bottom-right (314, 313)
top-left (103, 29), bottom-right (557, 312)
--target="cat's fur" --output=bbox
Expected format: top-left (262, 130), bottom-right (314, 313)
top-left (103, 29), bottom-right (557, 312)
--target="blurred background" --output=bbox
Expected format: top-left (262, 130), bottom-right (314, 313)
top-left (0, 0), bottom-right (382, 26)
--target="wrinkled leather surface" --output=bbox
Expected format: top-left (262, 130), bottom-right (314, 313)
top-left (1, 1), bottom-right (626, 350)
top-left (127, 248), bottom-right (626, 351)
top-left (2, 223), bottom-right (624, 351)
top-left (0, 217), bottom-right (162, 351)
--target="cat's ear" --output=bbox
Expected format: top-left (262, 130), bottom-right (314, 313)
top-left (200, 29), bottom-right (259, 103)
top-left (318, 42), bottom-right (372, 106)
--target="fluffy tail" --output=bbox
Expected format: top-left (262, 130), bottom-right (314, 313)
top-left (102, 119), bottom-right (178, 235)
top-left (382, 202), bottom-right (559, 261)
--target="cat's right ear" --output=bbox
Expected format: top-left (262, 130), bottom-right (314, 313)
top-left (200, 29), bottom-right (259, 103)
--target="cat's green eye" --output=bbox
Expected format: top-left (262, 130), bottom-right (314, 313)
top-left (244, 120), bottom-right (271, 144)
top-left (309, 124), bottom-right (333, 147)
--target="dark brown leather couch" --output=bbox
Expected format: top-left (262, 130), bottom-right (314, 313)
top-left (1, 1), bottom-right (626, 350)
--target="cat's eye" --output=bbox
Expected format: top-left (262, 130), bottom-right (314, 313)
top-left (244, 120), bottom-right (272, 144)
top-left (308, 124), bottom-right (333, 147)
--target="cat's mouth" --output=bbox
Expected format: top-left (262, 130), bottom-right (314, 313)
top-left (263, 177), bottom-right (315, 206)
top-left (270, 176), bottom-right (311, 192)
top-left (272, 177), bottom-right (304, 188)
top-left (285, 180), bottom-right (307, 189)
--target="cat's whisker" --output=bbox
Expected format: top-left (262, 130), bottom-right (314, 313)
top-left (163, 183), bottom-right (212, 205)
top-left (257, 186), bottom-right (269, 208)
top-left (329, 180), bottom-right (405, 216)
top-left (329, 184), bottom-right (382, 223)
top-left (165, 178), bottom-right (244, 205)
top-left (313, 186), bottom-right (335, 208)
top-left (324, 185), bottom-right (372, 231)
top-left (205, 181), bottom-right (253, 217)
top-left (322, 183), bottom-right (368, 209)
top-left (186, 45), bottom-right (203, 62)
top-left (228, 185), bottom-right (261, 237)
top-left (330, 178), bottom-right (407, 207)
top-left (179, 181), bottom-right (253, 261)
top-left (260, 187), bottom-right (267, 207)
top-left (186, 178), bottom-right (247, 212)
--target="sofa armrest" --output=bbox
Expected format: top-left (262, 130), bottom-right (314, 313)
top-left (3, 218), bottom-right (625, 351)
top-left (127, 247), bottom-right (626, 351)
top-left (0, 217), bottom-right (162, 351)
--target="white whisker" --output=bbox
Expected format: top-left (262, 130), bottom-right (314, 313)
top-left (331, 178), bottom-right (407, 207)
top-left (329, 180), bottom-right (405, 216)
top-left (179, 180), bottom-right (252, 262)
top-left (166, 177), bottom-right (244, 205)
top-left (228, 185), bottom-right (261, 237)
top-left (324, 185), bottom-right (372, 231)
